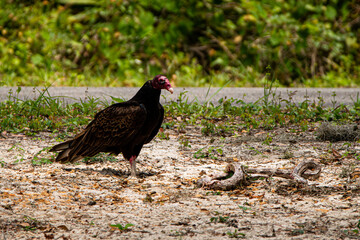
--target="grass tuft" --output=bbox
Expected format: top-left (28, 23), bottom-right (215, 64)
top-left (316, 122), bottom-right (360, 142)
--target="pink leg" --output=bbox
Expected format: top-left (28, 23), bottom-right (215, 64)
top-left (129, 155), bottom-right (137, 177)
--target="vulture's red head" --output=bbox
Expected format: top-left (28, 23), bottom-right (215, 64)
top-left (151, 75), bottom-right (174, 94)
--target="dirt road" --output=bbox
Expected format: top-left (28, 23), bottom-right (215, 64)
top-left (1, 126), bottom-right (359, 239)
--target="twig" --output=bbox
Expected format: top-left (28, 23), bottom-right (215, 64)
top-left (205, 32), bottom-right (236, 61)
top-left (197, 160), bottom-right (321, 190)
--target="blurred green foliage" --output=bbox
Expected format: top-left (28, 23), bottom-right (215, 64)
top-left (0, 0), bottom-right (359, 87)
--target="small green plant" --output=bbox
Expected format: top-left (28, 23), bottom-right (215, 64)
top-left (206, 191), bottom-right (222, 196)
top-left (82, 153), bottom-right (118, 164)
top-left (157, 130), bottom-right (170, 140)
top-left (169, 230), bottom-right (186, 237)
top-left (349, 219), bottom-right (360, 234)
top-left (226, 229), bottom-right (246, 238)
top-left (143, 193), bottom-right (154, 203)
top-left (283, 149), bottom-right (294, 159)
top-left (248, 147), bottom-right (263, 156)
top-left (290, 229), bottom-right (305, 236)
top-left (21, 216), bottom-right (39, 231)
top-left (262, 133), bottom-right (273, 145)
top-left (331, 91), bottom-right (338, 109)
top-left (355, 153), bottom-right (360, 162)
top-left (201, 120), bottom-right (216, 136)
top-left (262, 65), bottom-right (278, 107)
top-left (179, 135), bottom-right (191, 149)
top-left (194, 147), bottom-right (206, 159)
top-left (32, 147), bottom-right (54, 165)
top-left (238, 205), bottom-right (251, 212)
top-left (109, 223), bottom-right (134, 232)
top-left (210, 212), bottom-right (229, 223)
top-left (343, 219), bottom-right (360, 236)
top-left (193, 146), bottom-right (224, 160)
top-left (210, 215), bottom-right (229, 223)
top-left (7, 143), bottom-right (25, 152)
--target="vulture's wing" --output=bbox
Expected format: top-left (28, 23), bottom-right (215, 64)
top-left (144, 104), bottom-right (164, 144)
top-left (68, 102), bottom-right (147, 159)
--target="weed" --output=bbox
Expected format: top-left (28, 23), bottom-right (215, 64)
top-left (21, 216), bottom-right (39, 231)
top-left (109, 96), bottom-right (125, 104)
top-left (193, 147), bottom-right (207, 159)
top-left (157, 130), bottom-right (170, 140)
top-left (248, 147), bottom-right (263, 156)
top-left (82, 153), bottom-right (118, 164)
top-left (357, 219), bottom-right (360, 232)
top-left (201, 120), bottom-right (216, 136)
top-left (109, 223), bottom-right (134, 232)
top-left (206, 191), bottom-right (222, 196)
top-left (355, 152), bottom-right (360, 162)
top-left (32, 147), bottom-right (54, 165)
top-left (343, 219), bottom-right (360, 236)
top-left (262, 133), bottom-right (273, 145)
top-left (210, 211), bottom-right (230, 224)
top-left (210, 215), bottom-right (229, 223)
top-left (143, 193), bottom-right (154, 203)
top-left (179, 135), bottom-right (191, 149)
top-left (7, 144), bottom-right (25, 152)
top-left (262, 65), bottom-right (278, 107)
top-left (226, 229), bottom-right (246, 238)
top-left (238, 205), bottom-right (251, 212)
top-left (282, 149), bottom-right (294, 159)
top-left (289, 229), bottom-right (305, 236)
top-left (162, 121), bottom-right (175, 130)
top-left (169, 230), bottom-right (186, 237)
top-left (193, 146), bottom-right (224, 160)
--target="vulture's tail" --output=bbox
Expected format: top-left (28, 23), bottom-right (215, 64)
top-left (49, 140), bottom-right (82, 163)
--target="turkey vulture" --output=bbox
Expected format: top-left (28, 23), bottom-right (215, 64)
top-left (50, 75), bottom-right (173, 177)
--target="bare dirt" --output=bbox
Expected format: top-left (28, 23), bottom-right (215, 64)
top-left (1, 125), bottom-right (360, 240)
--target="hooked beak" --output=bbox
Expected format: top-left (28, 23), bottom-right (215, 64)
top-left (167, 87), bottom-right (174, 94)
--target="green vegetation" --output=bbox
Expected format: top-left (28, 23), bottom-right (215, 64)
top-left (0, 87), bottom-right (359, 138)
top-left (0, 87), bottom-right (102, 134)
top-left (32, 147), bottom-right (54, 165)
top-left (21, 216), bottom-right (40, 231)
top-left (210, 211), bottom-right (229, 223)
top-left (0, 0), bottom-right (359, 87)
top-left (238, 205), bottom-right (251, 212)
top-left (165, 89), bottom-right (360, 137)
top-left (109, 223), bottom-right (134, 232)
top-left (355, 219), bottom-right (360, 234)
top-left (226, 229), bottom-right (246, 238)
top-left (194, 146), bottom-right (224, 160)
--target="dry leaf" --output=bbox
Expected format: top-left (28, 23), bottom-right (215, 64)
top-left (316, 209), bottom-right (329, 213)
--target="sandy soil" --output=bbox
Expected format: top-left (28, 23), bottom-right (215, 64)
top-left (1, 126), bottom-right (360, 240)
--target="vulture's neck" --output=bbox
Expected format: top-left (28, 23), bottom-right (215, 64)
top-left (130, 81), bottom-right (161, 104)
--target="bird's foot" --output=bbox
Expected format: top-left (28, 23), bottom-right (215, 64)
top-left (126, 174), bottom-right (141, 185)
top-left (128, 172), bottom-right (139, 179)
top-left (129, 155), bottom-right (138, 178)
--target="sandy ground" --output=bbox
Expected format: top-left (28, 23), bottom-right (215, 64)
top-left (1, 126), bottom-right (360, 240)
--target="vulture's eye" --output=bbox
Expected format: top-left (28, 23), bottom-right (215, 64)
top-left (159, 79), bottom-right (165, 85)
